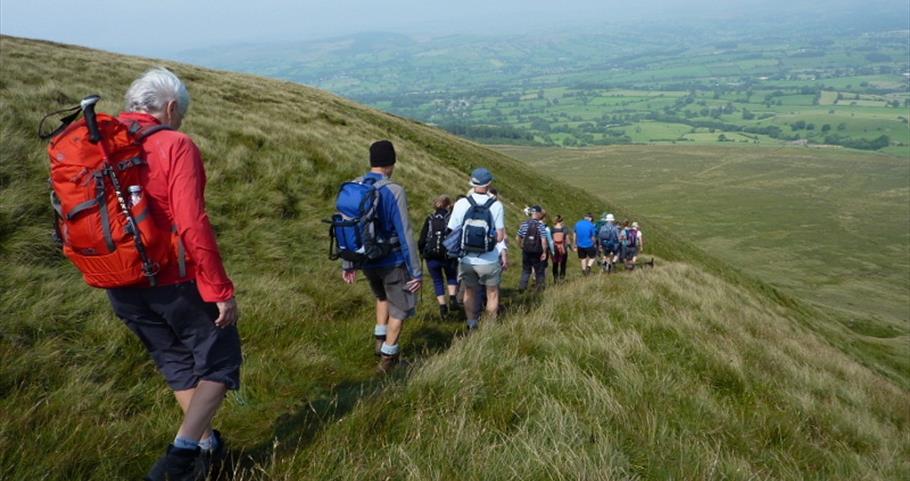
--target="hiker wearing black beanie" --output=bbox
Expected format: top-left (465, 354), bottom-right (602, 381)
top-left (340, 140), bottom-right (422, 374)
top-left (370, 139), bottom-right (396, 167)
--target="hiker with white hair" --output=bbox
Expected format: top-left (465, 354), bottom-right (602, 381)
top-left (113, 68), bottom-right (240, 481)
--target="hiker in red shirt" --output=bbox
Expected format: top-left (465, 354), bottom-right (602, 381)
top-left (107, 68), bottom-right (241, 481)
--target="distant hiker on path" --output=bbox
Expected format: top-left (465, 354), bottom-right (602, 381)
top-left (418, 195), bottom-right (459, 318)
top-left (340, 140), bottom-right (422, 373)
top-left (632, 221), bottom-right (644, 253)
top-left (619, 219), bottom-right (640, 269)
top-left (104, 69), bottom-right (241, 481)
top-left (447, 168), bottom-right (506, 330)
top-left (550, 215), bottom-right (570, 283)
top-left (573, 213), bottom-right (598, 275)
top-left (517, 205), bottom-right (549, 291)
top-left (597, 213), bottom-right (620, 273)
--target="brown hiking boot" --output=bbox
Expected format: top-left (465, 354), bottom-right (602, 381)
top-left (377, 353), bottom-right (400, 374)
top-left (374, 336), bottom-right (385, 357)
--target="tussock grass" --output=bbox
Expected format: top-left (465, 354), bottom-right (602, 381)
top-left (1, 36), bottom-right (908, 480)
top-left (251, 264), bottom-right (909, 481)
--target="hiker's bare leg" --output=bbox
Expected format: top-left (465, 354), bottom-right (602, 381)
top-left (385, 316), bottom-right (404, 346)
top-left (463, 286), bottom-right (477, 320)
top-left (176, 380), bottom-right (227, 441)
top-left (436, 294), bottom-right (447, 305)
top-left (376, 300), bottom-right (390, 327)
top-left (447, 284), bottom-right (458, 299)
top-left (174, 389), bottom-right (214, 441)
top-left (484, 286), bottom-right (499, 321)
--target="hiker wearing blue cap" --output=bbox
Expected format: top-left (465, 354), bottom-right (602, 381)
top-left (447, 168), bottom-right (506, 330)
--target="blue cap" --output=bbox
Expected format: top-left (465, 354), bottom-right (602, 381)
top-left (470, 167), bottom-right (493, 187)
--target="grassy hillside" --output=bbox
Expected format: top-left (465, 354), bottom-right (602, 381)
top-left (1, 36), bottom-right (908, 480)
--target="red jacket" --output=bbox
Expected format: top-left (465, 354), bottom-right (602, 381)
top-left (118, 112), bottom-right (235, 302)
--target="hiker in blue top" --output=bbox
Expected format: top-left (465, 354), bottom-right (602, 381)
top-left (340, 140), bottom-right (422, 373)
top-left (597, 213), bottom-right (620, 273)
top-left (573, 213), bottom-right (597, 276)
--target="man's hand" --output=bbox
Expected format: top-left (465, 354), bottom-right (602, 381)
top-left (343, 270), bottom-right (357, 284)
top-left (500, 254), bottom-right (509, 271)
top-left (539, 252), bottom-right (547, 262)
top-left (214, 297), bottom-right (238, 328)
top-left (406, 278), bottom-right (422, 293)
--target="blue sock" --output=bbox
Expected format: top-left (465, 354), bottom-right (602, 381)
top-left (380, 342), bottom-right (400, 356)
top-left (198, 434), bottom-right (218, 452)
top-left (467, 319), bottom-right (479, 329)
top-left (374, 324), bottom-right (388, 338)
top-left (173, 436), bottom-right (199, 450)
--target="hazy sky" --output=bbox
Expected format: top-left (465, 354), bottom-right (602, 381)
top-left (0, 0), bottom-right (904, 57)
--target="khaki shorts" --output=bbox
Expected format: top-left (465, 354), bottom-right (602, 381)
top-left (364, 265), bottom-right (416, 320)
top-left (458, 261), bottom-right (502, 288)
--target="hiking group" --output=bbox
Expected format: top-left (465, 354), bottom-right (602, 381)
top-left (41, 68), bottom-right (642, 481)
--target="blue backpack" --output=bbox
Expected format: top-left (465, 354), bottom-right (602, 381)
top-left (461, 196), bottom-right (498, 254)
top-left (598, 223), bottom-right (619, 243)
top-left (327, 177), bottom-right (396, 264)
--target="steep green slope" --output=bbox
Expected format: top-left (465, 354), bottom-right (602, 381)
top-left (269, 263), bottom-right (910, 481)
top-left (1, 36), bottom-right (907, 480)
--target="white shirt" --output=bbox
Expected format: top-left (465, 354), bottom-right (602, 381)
top-left (448, 192), bottom-right (505, 265)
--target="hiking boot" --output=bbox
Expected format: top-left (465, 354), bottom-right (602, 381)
top-left (449, 298), bottom-right (460, 314)
top-left (374, 336), bottom-right (386, 357)
top-left (439, 304), bottom-right (449, 319)
top-left (145, 445), bottom-right (204, 481)
top-left (377, 353), bottom-right (400, 374)
top-left (199, 430), bottom-right (225, 479)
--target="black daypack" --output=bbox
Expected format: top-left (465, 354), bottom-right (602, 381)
top-left (521, 219), bottom-right (543, 254)
top-left (423, 212), bottom-right (449, 259)
top-left (461, 196), bottom-right (498, 254)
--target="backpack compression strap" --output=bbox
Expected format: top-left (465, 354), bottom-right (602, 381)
top-left (38, 104), bottom-right (82, 140)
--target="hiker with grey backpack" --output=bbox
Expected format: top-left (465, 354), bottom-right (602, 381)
top-left (444, 168), bottom-right (506, 331)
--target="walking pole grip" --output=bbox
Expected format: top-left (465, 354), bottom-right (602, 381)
top-left (81, 95), bottom-right (102, 143)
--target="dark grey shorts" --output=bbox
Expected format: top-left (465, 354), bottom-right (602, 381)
top-left (577, 247), bottom-right (598, 259)
top-left (107, 282), bottom-right (242, 391)
top-left (364, 265), bottom-right (416, 320)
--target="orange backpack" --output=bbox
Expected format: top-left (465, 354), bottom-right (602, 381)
top-left (41, 95), bottom-right (180, 288)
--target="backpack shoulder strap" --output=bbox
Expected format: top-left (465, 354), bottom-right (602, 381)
top-left (132, 123), bottom-right (174, 142)
top-left (482, 197), bottom-right (497, 208)
top-left (467, 196), bottom-right (478, 207)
